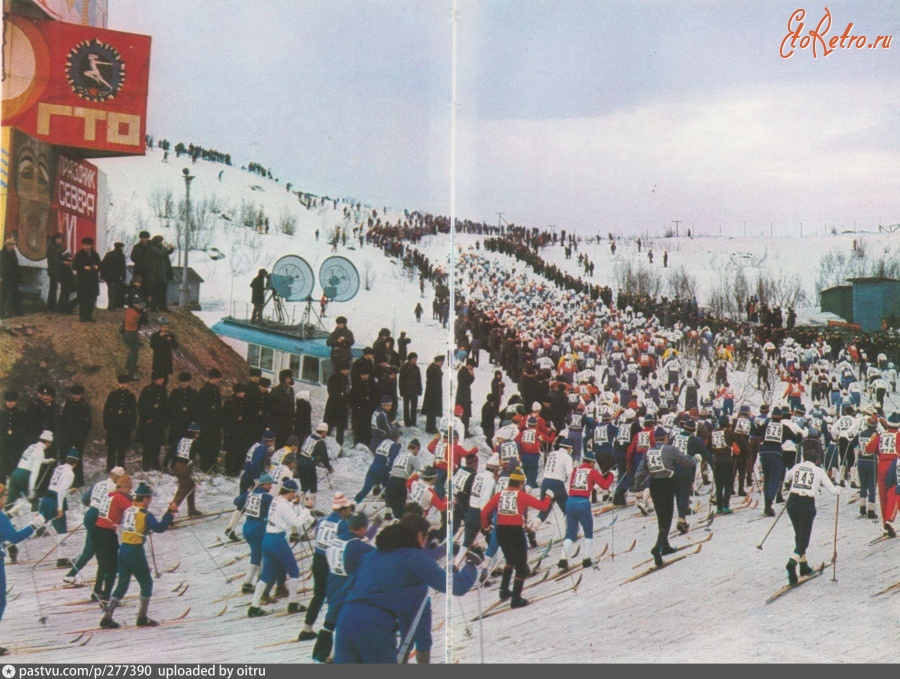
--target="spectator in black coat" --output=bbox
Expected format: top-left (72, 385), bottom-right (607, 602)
top-left (26, 384), bottom-right (59, 497)
top-left (481, 394), bottom-right (497, 444)
top-left (421, 355), bottom-right (445, 434)
top-left (326, 316), bottom-right (355, 371)
top-left (57, 384), bottom-right (91, 486)
top-left (100, 242), bottom-right (127, 309)
top-left (222, 384), bottom-right (253, 476)
top-left (348, 368), bottom-right (375, 446)
top-left (195, 369), bottom-right (223, 471)
top-left (130, 231), bottom-right (152, 283)
top-left (164, 372), bottom-right (198, 465)
top-left (324, 367), bottom-right (350, 446)
top-left (270, 369), bottom-right (295, 447)
top-left (58, 252), bottom-right (76, 313)
top-left (455, 360), bottom-right (475, 436)
top-left (71, 237), bottom-right (101, 321)
top-left (0, 391), bottom-right (26, 484)
top-left (149, 318), bottom-right (178, 383)
top-left (103, 375), bottom-right (137, 471)
top-left (397, 332), bottom-right (411, 362)
top-left (294, 390), bottom-right (312, 443)
top-left (46, 233), bottom-right (64, 311)
top-left (137, 373), bottom-right (167, 471)
top-left (0, 238), bottom-right (23, 318)
top-left (250, 269), bottom-right (267, 323)
top-left (399, 353), bottom-right (422, 427)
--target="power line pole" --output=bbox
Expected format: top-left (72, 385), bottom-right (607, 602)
top-left (672, 220), bottom-right (682, 238)
top-left (179, 168), bottom-right (195, 309)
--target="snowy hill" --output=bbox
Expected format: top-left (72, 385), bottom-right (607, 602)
top-left (2, 145), bottom-right (896, 663)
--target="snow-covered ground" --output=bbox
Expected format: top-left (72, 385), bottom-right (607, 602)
top-left (4, 147), bottom-right (896, 662)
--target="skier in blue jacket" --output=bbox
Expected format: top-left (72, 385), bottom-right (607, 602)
top-left (333, 513), bottom-right (481, 664)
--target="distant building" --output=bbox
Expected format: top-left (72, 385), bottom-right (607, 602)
top-left (211, 317), bottom-right (361, 385)
top-left (820, 277), bottom-right (900, 332)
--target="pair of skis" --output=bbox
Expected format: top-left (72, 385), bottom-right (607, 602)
top-left (765, 562), bottom-right (831, 604)
top-left (620, 533), bottom-right (713, 584)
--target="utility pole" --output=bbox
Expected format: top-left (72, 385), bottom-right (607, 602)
top-left (180, 168), bottom-right (195, 308)
top-left (496, 212), bottom-right (504, 235)
top-left (672, 220), bottom-right (682, 238)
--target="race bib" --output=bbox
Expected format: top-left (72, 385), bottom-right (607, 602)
top-left (498, 490), bottom-right (518, 516)
top-left (455, 468), bottom-right (473, 495)
top-left (521, 430), bottom-right (537, 445)
top-left (673, 435), bottom-right (689, 454)
top-left (409, 481), bottom-right (429, 508)
top-left (637, 431), bottom-right (651, 452)
top-left (120, 507), bottom-right (138, 535)
top-left (764, 422), bottom-right (784, 444)
top-left (433, 441), bottom-right (448, 464)
top-left (646, 449), bottom-right (666, 474)
top-left (616, 428), bottom-right (632, 445)
top-left (596, 427), bottom-right (608, 444)
top-left (544, 452), bottom-right (559, 476)
top-left (90, 483), bottom-right (110, 509)
top-left (315, 519), bottom-right (339, 551)
top-left (245, 493), bottom-right (263, 519)
top-left (326, 538), bottom-right (350, 576)
top-left (375, 440), bottom-right (393, 459)
top-left (735, 418), bottom-right (751, 435)
top-left (880, 434), bottom-right (897, 454)
top-left (300, 437), bottom-right (317, 458)
top-left (568, 393), bottom-right (580, 405)
top-left (176, 438), bottom-right (193, 461)
top-left (792, 468), bottom-right (815, 492)
top-left (392, 452), bottom-right (411, 472)
top-left (97, 493), bottom-right (114, 520)
top-left (48, 467), bottom-right (67, 493)
top-left (711, 431), bottom-right (726, 449)
top-left (571, 468), bottom-right (590, 492)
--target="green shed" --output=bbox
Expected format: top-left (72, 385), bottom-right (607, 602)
top-left (820, 284), bottom-right (853, 323)
top-left (846, 277), bottom-right (900, 333)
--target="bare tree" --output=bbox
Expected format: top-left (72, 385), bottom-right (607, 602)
top-left (278, 208), bottom-right (297, 236)
top-left (362, 260), bottom-right (378, 291)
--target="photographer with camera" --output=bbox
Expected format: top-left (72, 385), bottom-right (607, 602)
top-left (250, 268), bottom-right (269, 323)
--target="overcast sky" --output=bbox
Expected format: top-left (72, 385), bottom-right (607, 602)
top-left (111, 1), bottom-right (898, 235)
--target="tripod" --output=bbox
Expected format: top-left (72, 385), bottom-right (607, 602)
top-left (298, 296), bottom-right (326, 337)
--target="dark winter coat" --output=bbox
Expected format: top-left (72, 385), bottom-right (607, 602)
top-left (0, 405), bottom-right (27, 480)
top-left (150, 331), bottom-right (179, 376)
top-left (102, 388), bottom-right (137, 435)
top-left (324, 371), bottom-right (349, 427)
top-left (46, 240), bottom-right (64, 280)
top-left (0, 248), bottom-right (22, 286)
top-left (138, 383), bottom-right (168, 434)
top-left (399, 363), bottom-right (422, 398)
top-left (196, 382), bottom-right (222, 431)
top-left (250, 273), bottom-right (267, 305)
top-left (58, 397), bottom-right (92, 453)
top-left (455, 367), bottom-right (474, 415)
top-left (100, 249), bottom-right (127, 284)
top-left (294, 397), bottom-right (312, 441)
top-left (269, 384), bottom-right (295, 441)
top-left (350, 357), bottom-right (375, 391)
top-left (166, 386), bottom-right (198, 443)
top-left (72, 249), bottom-right (101, 296)
top-left (130, 241), bottom-right (152, 281)
top-left (421, 361), bottom-right (444, 417)
top-left (327, 327), bottom-right (355, 370)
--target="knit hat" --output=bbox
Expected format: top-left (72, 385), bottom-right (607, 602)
top-left (347, 512), bottom-right (369, 532)
top-left (408, 438), bottom-right (421, 449)
top-left (420, 466), bottom-right (438, 481)
top-left (110, 466), bottom-right (125, 477)
top-left (508, 467), bottom-right (526, 483)
top-left (66, 448), bottom-right (80, 460)
top-left (188, 422), bottom-right (201, 432)
top-left (258, 474), bottom-right (274, 485)
top-left (332, 492), bottom-right (353, 510)
top-left (134, 482), bottom-right (153, 498)
top-left (261, 429), bottom-right (276, 441)
top-left (485, 453), bottom-right (501, 469)
top-left (381, 395), bottom-right (393, 405)
top-left (316, 422), bottom-right (329, 433)
top-left (286, 435), bottom-right (299, 447)
top-left (281, 478), bottom-right (299, 492)
top-left (39, 430), bottom-right (54, 442)
top-left (886, 412), bottom-right (900, 428)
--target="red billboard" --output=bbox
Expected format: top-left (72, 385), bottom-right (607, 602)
top-left (2, 15), bottom-right (151, 156)
top-left (4, 128), bottom-right (97, 262)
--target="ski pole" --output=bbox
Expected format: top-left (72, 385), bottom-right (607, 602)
top-left (185, 517), bottom-right (232, 583)
top-left (831, 495), bottom-right (839, 583)
top-left (397, 594), bottom-right (430, 663)
top-left (148, 533), bottom-right (161, 578)
top-left (756, 502), bottom-right (787, 550)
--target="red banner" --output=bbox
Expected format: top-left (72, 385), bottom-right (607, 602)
top-left (2, 15), bottom-right (151, 156)
top-left (54, 154), bottom-right (98, 256)
top-left (4, 128), bottom-right (97, 262)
